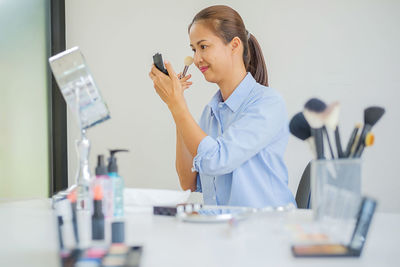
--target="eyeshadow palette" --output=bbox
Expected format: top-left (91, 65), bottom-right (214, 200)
top-left (60, 244), bottom-right (142, 267)
top-left (291, 197), bottom-right (376, 257)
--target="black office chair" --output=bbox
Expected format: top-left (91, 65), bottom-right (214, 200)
top-left (295, 162), bottom-right (311, 209)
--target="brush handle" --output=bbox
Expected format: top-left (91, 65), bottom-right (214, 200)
top-left (334, 126), bottom-right (344, 158)
top-left (311, 128), bottom-right (325, 159)
top-left (181, 66), bottom-right (189, 79)
top-left (353, 143), bottom-right (365, 158)
top-left (353, 124), bottom-right (372, 157)
top-left (323, 126), bottom-right (335, 159)
top-left (344, 126), bottom-right (359, 157)
top-left (306, 137), bottom-right (317, 159)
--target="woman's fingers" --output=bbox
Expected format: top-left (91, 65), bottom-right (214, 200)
top-left (182, 81), bottom-right (193, 90)
top-left (180, 74), bottom-right (191, 82)
top-left (164, 60), bottom-right (178, 78)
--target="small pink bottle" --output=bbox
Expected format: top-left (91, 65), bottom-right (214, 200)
top-left (94, 155), bottom-right (113, 219)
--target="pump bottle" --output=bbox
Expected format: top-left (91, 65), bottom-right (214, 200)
top-left (108, 149), bottom-right (129, 218)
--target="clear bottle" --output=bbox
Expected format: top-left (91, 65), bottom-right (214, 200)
top-left (107, 149), bottom-right (129, 218)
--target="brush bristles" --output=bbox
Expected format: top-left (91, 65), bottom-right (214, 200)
top-left (325, 102), bottom-right (340, 130)
top-left (304, 98), bottom-right (327, 113)
top-left (289, 112), bottom-right (311, 140)
top-left (184, 56), bottom-right (194, 66)
top-left (364, 106), bottom-right (385, 127)
top-left (303, 110), bottom-right (324, 128)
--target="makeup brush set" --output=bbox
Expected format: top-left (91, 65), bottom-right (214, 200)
top-left (290, 98), bottom-right (385, 160)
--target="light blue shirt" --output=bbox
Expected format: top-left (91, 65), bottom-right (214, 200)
top-left (192, 73), bottom-right (295, 208)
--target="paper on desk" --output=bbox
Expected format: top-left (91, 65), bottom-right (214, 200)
top-left (124, 188), bottom-right (191, 207)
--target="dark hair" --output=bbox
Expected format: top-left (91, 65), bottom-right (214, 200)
top-left (188, 5), bottom-right (268, 86)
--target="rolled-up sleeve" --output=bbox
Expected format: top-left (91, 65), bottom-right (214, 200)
top-left (192, 95), bottom-right (286, 177)
top-left (195, 173), bottom-right (202, 192)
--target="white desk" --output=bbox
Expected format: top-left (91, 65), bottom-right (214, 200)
top-left (0, 199), bottom-right (399, 267)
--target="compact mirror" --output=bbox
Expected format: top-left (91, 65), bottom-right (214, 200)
top-left (177, 206), bottom-right (255, 223)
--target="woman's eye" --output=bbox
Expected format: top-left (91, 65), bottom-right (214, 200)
top-left (200, 45), bottom-right (207, 49)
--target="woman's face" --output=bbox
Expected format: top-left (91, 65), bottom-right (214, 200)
top-left (189, 22), bottom-right (234, 84)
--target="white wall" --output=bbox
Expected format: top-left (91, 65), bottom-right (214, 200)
top-left (65, 0), bottom-right (400, 212)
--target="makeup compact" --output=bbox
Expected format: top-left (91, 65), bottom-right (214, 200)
top-left (153, 53), bottom-right (168, 76)
top-left (153, 203), bottom-right (203, 216)
top-left (291, 197), bottom-right (377, 257)
top-left (176, 206), bottom-right (254, 223)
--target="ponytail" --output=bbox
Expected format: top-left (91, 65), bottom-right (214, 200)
top-left (189, 5), bottom-right (269, 87)
top-left (246, 33), bottom-right (268, 87)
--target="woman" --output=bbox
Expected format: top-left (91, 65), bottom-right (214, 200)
top-left (149, 5), bottom-right (295, 208)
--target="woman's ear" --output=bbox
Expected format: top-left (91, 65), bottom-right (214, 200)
top-left (230, 36), bottom-right (242, 55)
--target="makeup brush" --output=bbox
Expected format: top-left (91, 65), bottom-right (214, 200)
top-left (180, 56), bottom-right (194, 79)
top-left (289, 112), bottom-right (317, 158)
top-left (353, 106), bottom-right (385, 158)
top-left (324, 102), bottom-right (344, 158)
top-left (323, 126), bottom-right (335, 159)
top-left (350, 134), bottom-right (360, 156)
top-left (303, 98), bottom-right (328, 159)
top-left (354, 132), bottom-right (375, 157)
top-left (344, 123), bottom-right (361, 157)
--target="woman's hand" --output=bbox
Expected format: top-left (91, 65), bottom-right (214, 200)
top-left (149, 61), bottom-right (192, 109)
top-left (178, 73), bottom-right (193, 90)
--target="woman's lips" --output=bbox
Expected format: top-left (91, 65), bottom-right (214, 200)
top-left (200, 66), bottom-right (209, 73)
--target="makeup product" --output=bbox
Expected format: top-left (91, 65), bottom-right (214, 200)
top-left (181, 56), bottom-right (194, 79)
top-left (95, 155), bottom-right (113, 219)
top-left (55, 197), bottom-right (78, 250)
top-left (153, 53), bottom-right (168, 75)
top-left (153, 206), bottom-right (178, 216)
top-left (303, 98), bottom-right (327, 159)
top-left (344, 123), bottom-right (361, 157)
top-left (102, 245), bottom-right (143, 267)
top-left (291, 197), bottom-right (377, 257)
top-left (353, 106), bottom-right (385, 158)
top-left (289, 112), bottom-right (316, 158)
top-left (92, 185), bottom-right (105, 240)
top-left (62, 245), bottom-right (143, 267)
top-left (108, 149), bottom-right (129, 218)
top-left (324, 102), bottom-right (344, 158)
top-left (176, 206), bottom-right (254, 223)
top-left (153, 203), bottom-right (203, 216)
top-left (67, 190), bottom-right (80, 245)
top-left (111, 221), bottom-right (125, 244)
top-left (77, 209), bottom-right (92, 249)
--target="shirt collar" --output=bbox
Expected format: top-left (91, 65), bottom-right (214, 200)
top-left (208, 73), bottom-right (256, 113)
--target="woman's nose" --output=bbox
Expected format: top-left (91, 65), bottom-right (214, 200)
top-left (194, 52), bottom-right (202, 66)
